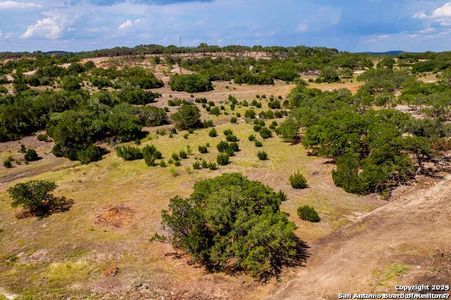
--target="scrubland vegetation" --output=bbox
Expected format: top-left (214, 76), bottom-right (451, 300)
top-left (0, 45), bottom-right (450, 298)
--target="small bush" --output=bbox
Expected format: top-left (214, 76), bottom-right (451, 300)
top-left (208, 162), bottom-right (218, 170)
top-left (19, 144), bottom-right (26, 153)
top-left (209, 107), bottom-right (221, 116)
top-left (198, 145), bottom-right (208, 153)
top-left (179, 150), bottom-right (188, 159)
top-left (172, 153), bottom-right (180, 161)
top-left (248, 134), bottom-right (256, 141)
top-left (290, 172), bottom-right (307, 189)
top-left (255, 140), bottom-right (263, 147)
top-left (259, 127), bottom-right (272, 139)
top-left (225, 147), bottom-right (235, 157)
top-left (209, 128), bottom-right (218, 137)
top-left (229, 142), bottom-right (240, 153)
top-left (3, 159), bottom-right (13, 168)
top-left (192, 161), bottom-right (202, 169)
top-left (269, 121), bottom-right (278, 130)
top-left (223, 129), bottom-right (233, 136)
top-left (297, 205), bottom-right (320, 222)
top-left (168, 98), bottom-right (183, 106)
top-left (254, 119), bottom-right (265, 126)
top-left (230, 116), bottom-right (237, 123)
top-left (253, 125), bottom-right (262, 132)
top-left (169, 166), bottom-right (179, 177)
top-left (37, 133), bottom-right (49, 142)
top-left (268, 100), bottom-right (281, 109)
top-left (257, 151), bottom-right (268, 160)
top-left (116, 146), bottom-right (143, 161)
top-left (201, 120), bottom-right (213, 128)
top-left (201, 159), bottom-right (209, 168)
top-left (217, 153), bottom-right (230, 165)
top-left (159, 160), bottom-right (167, 167)
top-left (217, 141), bottom-right (230, 153)
top-left (142, 145), bottom-right (162, 166)
top-left (226, 134), bottom-right (239, 142)
top-left (156, 128), bottom-right (167, 136)
top-left (76, 145), bottom-right (103, 164)
top-left (245, 109), bottom-right (256, 119)
top-left (24, 149), bottom-right (39, 162)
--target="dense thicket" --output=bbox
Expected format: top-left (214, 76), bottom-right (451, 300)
top-left (169, 74), bottom-right (213, 92)
top-left (161, 173), bottom-right (306, 280)
top-left (47, 103), bottom-right (143, 161)
top-left (0, 88), bottom-right (167, 150)
top-left (0, 90), bottom-right (88, 141)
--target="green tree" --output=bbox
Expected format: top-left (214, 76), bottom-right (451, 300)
top-left (161, 173), bottom-right (306, 280)
top-left (319, 67), bottom-right (339, 83)
top-left (169, 74), bottom-right (213, 93)
top-left (8, 180), bottom-right (57, 215)
top-left (116, 145), bottom-right (143, 160)
top-left (172, 104), bottom-right (201, 130)
top-left (61, 76), bottom-right (82, 91)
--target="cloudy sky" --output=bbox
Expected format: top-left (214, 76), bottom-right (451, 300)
top-left (0, 0), bottom-right (450, 52)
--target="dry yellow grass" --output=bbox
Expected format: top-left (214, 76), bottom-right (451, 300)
top-left (0, 81), bottom-right (382, 299)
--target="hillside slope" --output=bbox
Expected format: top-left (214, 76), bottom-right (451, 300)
top-left (271, 174), bottom-right (451, 300)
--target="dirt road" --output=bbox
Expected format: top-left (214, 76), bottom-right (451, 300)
top-left (271, 174), bottom-right (451, 300)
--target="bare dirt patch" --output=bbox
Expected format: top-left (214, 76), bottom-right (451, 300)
top-left (95, 205), bottom-right (136, 229)
top-left (307, 80), bottom-right (364, 94)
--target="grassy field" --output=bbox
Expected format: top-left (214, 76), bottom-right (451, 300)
top-left (0, 80), bottom-right (384, 299)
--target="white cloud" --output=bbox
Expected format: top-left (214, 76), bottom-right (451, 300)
top-left (0, 1), bottom-right (42, 9)
top-left (21, 6), bottom-right (81, 39)
top-left (432, 2), bottom-right (451, 18)
top-left (22, 17), bottom-right (62, 39)
top-left (118, 19), bottom-right (132, 30)
top-left (414, 2), bottom-right (451, 23)
top-left (118, 18), bottom-right (142, 30)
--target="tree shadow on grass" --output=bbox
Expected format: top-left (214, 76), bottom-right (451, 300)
top-left (163, 237), bottom-right (310, 282)
top-left (16, 196), bottom-right (75, 219)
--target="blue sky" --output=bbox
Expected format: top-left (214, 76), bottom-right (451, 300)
top-left (0, 0), bottom-right (450, 52)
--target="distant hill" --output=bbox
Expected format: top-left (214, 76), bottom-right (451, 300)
top-left (360, 50), bottom-right (405, 55)
top-left (45, 51), bottom-right (71, 56)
